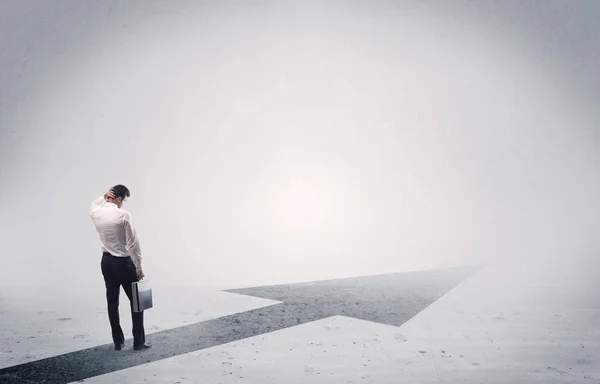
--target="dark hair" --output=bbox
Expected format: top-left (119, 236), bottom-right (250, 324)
top-left (112, 184), bottom-right (131, 200)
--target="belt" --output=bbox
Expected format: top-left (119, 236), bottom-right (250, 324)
top-left (103, 252), bottom-right (130, 258)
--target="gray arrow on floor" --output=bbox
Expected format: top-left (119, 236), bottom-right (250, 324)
top-left (0, 265), bottom-right (482, 384)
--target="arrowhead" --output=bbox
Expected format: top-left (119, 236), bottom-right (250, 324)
top-left (225, 265), bottom-right (482, 327)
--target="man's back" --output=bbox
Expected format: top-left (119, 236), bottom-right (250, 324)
top-left (91, 200), bottom-right (129, 257)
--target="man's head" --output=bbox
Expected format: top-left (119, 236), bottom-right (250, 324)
top-left (108, 184), bottom-right (130, 208)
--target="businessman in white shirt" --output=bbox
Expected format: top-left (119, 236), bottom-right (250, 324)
top-left (90, 185), bottom-right (151, 351)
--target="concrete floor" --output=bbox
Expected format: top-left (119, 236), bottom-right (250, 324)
top-left (0, 264), bottom-right (598, 383)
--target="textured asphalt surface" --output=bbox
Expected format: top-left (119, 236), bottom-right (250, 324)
top-left (0, 265), bottom-right (481, 384)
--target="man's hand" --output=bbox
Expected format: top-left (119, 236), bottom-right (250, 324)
top-left (104, 188), bottom-right (115, 201)
top-left (137, 270), bottom-right (145, 280)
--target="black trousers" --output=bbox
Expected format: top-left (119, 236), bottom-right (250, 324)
top-left (100, 252), bottom-right (145, 347)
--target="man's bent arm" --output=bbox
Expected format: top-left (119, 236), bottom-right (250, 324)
top-left (123, 213), bottom-right (143, 273)
top-left (90, 195), bottom-right (106, 215)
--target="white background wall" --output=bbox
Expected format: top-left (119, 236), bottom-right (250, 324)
top-left (1, 0), bottom-right (599, 290)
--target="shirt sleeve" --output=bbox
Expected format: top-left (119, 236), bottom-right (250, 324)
top-left (123, 213), bottom-right (143, 273)
top-left (90, 195), bottom-right (106, 215)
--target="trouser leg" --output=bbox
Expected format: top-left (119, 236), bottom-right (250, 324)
top-left (122, 280), bottom-right (145, 347)
top-left (106, 281), bottom-right (125, 345)
top-left (102, 257), bottom-right (125, 345)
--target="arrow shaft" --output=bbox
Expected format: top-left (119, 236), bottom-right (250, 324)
top-left (0, 302), bottom-right (326, 384)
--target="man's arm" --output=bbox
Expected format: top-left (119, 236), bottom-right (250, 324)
top-left (122, 213), bottom-right (143, 276)
top-left (90, 195), bottom-right (107, 215)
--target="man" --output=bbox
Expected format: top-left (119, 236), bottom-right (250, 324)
top-left (90, 185), bottom-right (151, 351)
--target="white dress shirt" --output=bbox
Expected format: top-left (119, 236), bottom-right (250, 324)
top-left (90, 195), bottom-right (143, 273)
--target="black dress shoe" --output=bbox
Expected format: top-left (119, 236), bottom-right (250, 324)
top-left (133, 343), bottom-right (151, 351)
top-left (115, 343), bottom-right (125, 351)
